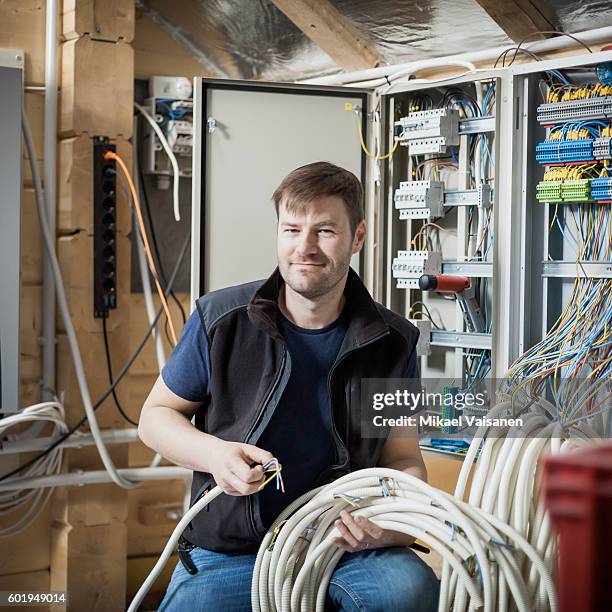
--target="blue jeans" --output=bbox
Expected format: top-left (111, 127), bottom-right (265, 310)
top-left (158, 546), bottom-right (439, 611)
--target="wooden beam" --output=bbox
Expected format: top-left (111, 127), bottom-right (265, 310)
top-left (474, 0), bottom-right (556, 43)
top-left (269, 0), bottom-right (382, 71)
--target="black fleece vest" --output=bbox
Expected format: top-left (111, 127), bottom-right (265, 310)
top-left (183, 268), bottom-right (419, 552)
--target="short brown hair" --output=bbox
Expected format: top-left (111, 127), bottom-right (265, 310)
top-left (272, 162), bottom-right (364, 235)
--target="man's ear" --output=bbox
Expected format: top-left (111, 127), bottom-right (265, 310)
top-left (352, 221), bottom-right (366, 254)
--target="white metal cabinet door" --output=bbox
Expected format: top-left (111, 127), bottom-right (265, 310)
top-left (191, 79), bottom-right (369, 299)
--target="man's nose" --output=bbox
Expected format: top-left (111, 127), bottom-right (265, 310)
top-left (296, 231), bottom-right (318, 256)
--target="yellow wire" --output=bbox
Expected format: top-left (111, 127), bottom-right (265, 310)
top-left (355, 112), bottom-right (399, 160)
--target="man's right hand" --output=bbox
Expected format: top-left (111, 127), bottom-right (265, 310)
top-left (207, 440), bottom-right (277, 496)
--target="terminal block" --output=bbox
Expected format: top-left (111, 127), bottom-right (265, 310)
top-left (537, 96), bottom-right (612, 124)
top-left (561, 179), bottom-right (592, 202)
top-left (392, 251), bottom-right (442, 289)
top-left (536, 180), bottom-right (563, 203)
top-left (408, 319), bottom-right (432, 356)
top-left (395, 181), bottom-right (444, 219)
top-left (536, 139), bottom-right (594, 164)
top-left (593, 137), bottom-right (612, 160)
top-left (395, 108), bottom-right (459, 155)
top-left (591, 177), bottom-right (612, 201)
top-left (536, 179), bottom-right (592, 203)
top-left (167, 120), bottom-right (193, 154)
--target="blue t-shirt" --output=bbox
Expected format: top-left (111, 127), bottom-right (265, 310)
top-left (255, 308), bottom-right (348, 526)
top-left (161, 305), bottom-right (419, 528)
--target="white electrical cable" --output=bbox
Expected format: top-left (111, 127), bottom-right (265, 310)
top-left (129, 401), bottom-right (567, 612)
top-left (134, 102), bottom-right (181, 222)
top-left (350, 60), bottom-right (480, 91)
top-left (133, 117), bottom-right (167, 372)
top-left (22, 110), bottom-right (139, 490)
top-left (0, 400), bottom-right (67, 538)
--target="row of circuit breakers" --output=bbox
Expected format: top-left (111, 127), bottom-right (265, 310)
top-left (390, 107), bottom-right (493, 290)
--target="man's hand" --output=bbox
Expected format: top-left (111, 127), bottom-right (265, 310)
top-left (332, 510), bottom-right (416, 552)
top-left (207, 440), bottom-right (276, 496)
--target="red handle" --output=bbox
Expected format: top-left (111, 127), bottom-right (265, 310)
top-left (419, 274), bottom-right (470, 293)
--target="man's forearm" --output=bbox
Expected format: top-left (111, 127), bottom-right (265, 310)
top-left (138, 405), bottom-right (220, 473)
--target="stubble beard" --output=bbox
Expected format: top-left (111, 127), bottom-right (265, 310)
top-left (280, 248), bottom-right (353, 300)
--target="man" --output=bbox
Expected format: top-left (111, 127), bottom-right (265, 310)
top-left (138, 162), bottom-right (439, 611)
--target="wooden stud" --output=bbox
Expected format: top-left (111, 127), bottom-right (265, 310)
top-left (0, 0), bottom-right (50, 85)
top-left (50, 522), bottom-right (127, 611)
top-left (63, 0), bottom-right (135, 43)
top-left (269, 0), bottom-right (382, 71)
top-left (60, 38), bottom-right (134, 138)
top-left (474, 0), bottom-right (555, 43)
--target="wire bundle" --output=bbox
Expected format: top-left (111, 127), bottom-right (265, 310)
top-left (0, 401), bottom-right (67, 537)
top-left (251, 461), bottom-right (557, 612)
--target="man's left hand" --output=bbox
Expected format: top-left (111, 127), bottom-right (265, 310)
top-left (332, 510), bottom-right (391, 552)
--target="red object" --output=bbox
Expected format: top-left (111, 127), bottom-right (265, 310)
top-left (543, 443), bottom-right (612, 612)
top-left (419, 274), bottom-right (470, 293)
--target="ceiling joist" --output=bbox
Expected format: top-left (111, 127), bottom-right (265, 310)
top-left (474, 0), bottom-right (556, 43)
top-left (269, 0), bottom-right (382, 71)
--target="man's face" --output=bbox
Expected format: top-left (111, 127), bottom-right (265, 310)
top-left (277, 195), bottom-right (365, 299)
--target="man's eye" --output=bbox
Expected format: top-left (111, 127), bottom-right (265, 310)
top-left (318, 229), bottom-right (333, 235)
top-left (284, 228), bottom-right (299, 233)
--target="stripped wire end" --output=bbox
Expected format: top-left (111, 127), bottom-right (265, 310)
top-left (332, 493), bottom-right (363, 508)
top-left (259, 458), bottom-right (285, 492)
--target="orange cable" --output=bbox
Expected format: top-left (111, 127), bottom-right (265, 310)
top-left (104, 150), bottom-right (179, 346)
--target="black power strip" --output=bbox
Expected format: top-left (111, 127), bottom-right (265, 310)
top-left (93, 136), bottom-right (117, 317)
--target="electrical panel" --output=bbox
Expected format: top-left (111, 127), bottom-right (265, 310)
top-left (509, 55), bottom-right (612, 376)
top-left (144, 76), bottom-right (194, 183)
top-left (0, 53), bottom-right (23, 414)
top-left (93, 137), bottom-right (117, 317)
top-left (383, 75), bottom-right (499, 394)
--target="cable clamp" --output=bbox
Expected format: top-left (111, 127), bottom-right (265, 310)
top-left (379, 477), bottom-right (396, 497)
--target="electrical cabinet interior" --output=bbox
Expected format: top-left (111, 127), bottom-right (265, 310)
top-left (380, 73), bottom-right (501, 407)
top-left (144, 76), bottom-right (194, 184)
top-left (506, 52), bottom-right (612, 416)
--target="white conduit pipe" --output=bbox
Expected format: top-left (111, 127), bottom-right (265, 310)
top-left (134, 102), bottom-right (181, 222)
top-left (129, 427), bottom-right (558, 612)
top-left (302, 26), bottom-right (612, 86)
top-left (0, 466), bottom-right (190, 493)
top-left (42, 0), bottom-right (58, 403)
top-left (22, 112), bottom-right (139, 490)
top-left (133, 117), bottom-right (167, 372)
top-left (0, 427), bottom-right (139, 455)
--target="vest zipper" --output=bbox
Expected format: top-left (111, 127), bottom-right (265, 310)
top-left (244, 347), bottom-right (288, 539)
top-left (327, 331), bottom-right (390, 471)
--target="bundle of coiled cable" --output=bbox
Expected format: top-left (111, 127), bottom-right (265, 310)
top-left (0, 400), bottom-right (68, 538)
top-left (130, 406), bottom-right (567, 612)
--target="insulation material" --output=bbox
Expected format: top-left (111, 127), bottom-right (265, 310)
top-left (138, 0), bottom-right (612, 81)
